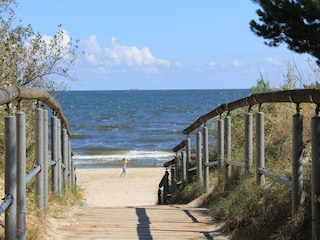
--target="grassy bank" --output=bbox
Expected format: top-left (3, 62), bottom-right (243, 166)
top-left (169, 101), bottom-right (314, 239)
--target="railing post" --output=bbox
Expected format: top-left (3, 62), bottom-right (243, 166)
top-left (57, 120), bottom-right (63, 194)
top-left (170, 166), bottom-right (175, 193)
top-left (181, 150), bottom-right (187, 184)
top-left (174, 156), bottom-right (179, 189)
top-left (62, 128), bottom-right (69, 189)
top-left (311, 115), bottom-right (320, 239)
top-left (217, 118), bottom-right (224, 183)
top-left (43, 109), bottom-right (49, 208)
top-left (185, 136), bottom-right (191, 183)
top-left (203, 125), bottom-right (209, 192)
top-left (68, 141), bottom-right (73, 188)
top-left (5, 114), bottom-right (17, 240)
top-left (256, 111), bottom-right (265, 185)
top-left (71, 159), bottom-right (76, 188)
top-left (224, 116), bottom-right (232, 186)
top-left (51, 116), bottom-right (59, 194)
top-left (245, 112), bottom-right (253, 174)
top-left (36, 107), bottom-right (44, 210)
top-left (163, 170), bottom-right (169, 205)
top-left (196, 129), bottom-right (203, 185)
top-left (292, 112), bottom-right (303, 216)
top-left (17, 111), bottom-right (26, 240)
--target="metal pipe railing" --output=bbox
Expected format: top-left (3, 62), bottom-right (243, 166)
top-left (26, 165), bottom-right (42, 183)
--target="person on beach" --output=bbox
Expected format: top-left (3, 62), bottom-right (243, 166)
top-left (120, 158), bottom-right (130, 177)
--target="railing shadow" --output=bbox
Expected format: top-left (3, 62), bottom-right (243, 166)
top-left (136, 207), bottom-right (153, 240)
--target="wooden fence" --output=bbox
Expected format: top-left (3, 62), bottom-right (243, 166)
top-left (0, 85), bottom-right (74, 240)
top-left (159, 89), bottom-right (320, 240)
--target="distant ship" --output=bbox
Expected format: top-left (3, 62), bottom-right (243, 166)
top-left (130, 88), bottom-right (139, 91)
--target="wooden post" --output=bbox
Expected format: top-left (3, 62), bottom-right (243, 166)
top-left (203, 125), bottom-right (209, 192)
top-left (43, 109), bottom-right (49, 208)
top-left (17, 111), bottom-right (26, 240)
top-left (224, 116), bottom-right (231, 186)
top-left (196, 129), bottom-right (203, 185)
top-left (185, 137), bottom-right (191, 183)
top-left (35, 108), bottom-right (44, 210)
top-left (163, 171), bottom-right (169, 205)
top-left (57, 120), bottom-right (62, 194)
top-left (62, 128), bottom-right (69, 189)
top-left (68, 141), bottom-right (73, 188)
top-left (217, 119), bottom-right (224, 183)
top-left (292, 113), bottom-right (303, 216)
top-left (171, 166), bottom-right (175, 193)
top-left (245, 112), bottom-right (253, 174)
top-left (51, 116), bottom-right (58, 194)
top-left (181, 150), bottom-right (187, 184)
top-left (256, 111), bottom-right (265, 185)
top-left (5, 115), bottom-right (17, 240)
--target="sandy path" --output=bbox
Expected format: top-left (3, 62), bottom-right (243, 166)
top-left (75, 167), bottom-right (165, 207)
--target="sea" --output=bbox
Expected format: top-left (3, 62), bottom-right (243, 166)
top-left (56, 89), bottom-right (250, 168)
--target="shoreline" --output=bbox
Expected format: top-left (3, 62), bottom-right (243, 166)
top-left (75, 164), bottom-right (165, 169)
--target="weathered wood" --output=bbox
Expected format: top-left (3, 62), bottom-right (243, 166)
top-left (183, 89), bottom-right (320, 134)
top-left (173, 140), bottom-right (185, 152)
top-left (0, 85), bottom-right (19, 106)
top-left (0, 86), bottom-right (70, 135)
top-left (47, 205), bottom-right (228, 240)
top-left (17, 86), bottom-right (70, 135)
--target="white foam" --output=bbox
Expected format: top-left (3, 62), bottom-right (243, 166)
top-left (73, 150), bottom-right (175, 166)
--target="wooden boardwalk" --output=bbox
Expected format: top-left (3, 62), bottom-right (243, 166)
top-left (48, 204), bottom-right (229, 240)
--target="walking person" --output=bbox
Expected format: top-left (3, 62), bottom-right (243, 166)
top-left (120, 158), bottom-right (130, 177)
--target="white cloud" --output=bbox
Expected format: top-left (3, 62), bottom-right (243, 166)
top-left (85, 53), bottom-right (98, 65)
top-left (232, 59), bottom-right (245, 67)
top-left (81, 36), bottom-right (171, 73)
top-left (243, 69), bottom-right (263, 75)
top-left (175, 61), bottom-right (183, 67)
top-left (194, 66), bottom-right (203, 73)
top-left (208, 61), bottom-right (217, 67)
top-left (266, 57), bottom-right (283, 66)
top-left (82, 35), bottom-right (102, 53)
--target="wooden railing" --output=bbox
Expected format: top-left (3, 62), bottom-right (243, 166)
top-left (0, 85), bottom-right (74, 240)
top-left (159, 89), bottom-right (320, 240)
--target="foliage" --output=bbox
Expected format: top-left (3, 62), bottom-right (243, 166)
top-left (250, 78), bottom-right (271, 93)
top-left (250, 0), bottom-right (320, 64)
top-left (251, 58), bottom-right (320, 90)
top-left (0, 0), bottom-right (78, 91)
top-left (168, 182), bottom-right (204, 204)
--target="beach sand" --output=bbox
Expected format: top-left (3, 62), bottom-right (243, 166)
top-left (75, 167), bottom-right (166, 207)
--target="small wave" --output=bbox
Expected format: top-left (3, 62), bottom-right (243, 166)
top-left (98, 124), bottom-right (119, 130)
top-left (70, 134), bottom-right (90, 139)
top-left (73, 150), bottom-right (175, 167)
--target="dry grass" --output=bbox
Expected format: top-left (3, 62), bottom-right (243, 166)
top-left (205, 102), bottom-right (315, 239)
top-left (0, 187), bottom-right (84, 240)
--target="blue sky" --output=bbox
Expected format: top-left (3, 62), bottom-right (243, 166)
top-left (16, 0), bottom-right (317, 90)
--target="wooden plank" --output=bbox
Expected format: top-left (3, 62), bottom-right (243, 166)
top-left (46, 205), bottom-right (229, 240)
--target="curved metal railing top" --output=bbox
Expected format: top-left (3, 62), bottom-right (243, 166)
top-left (0, 85), bottom-right (70, 135)
top-left (183, 89), bottom-right (320, 135)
